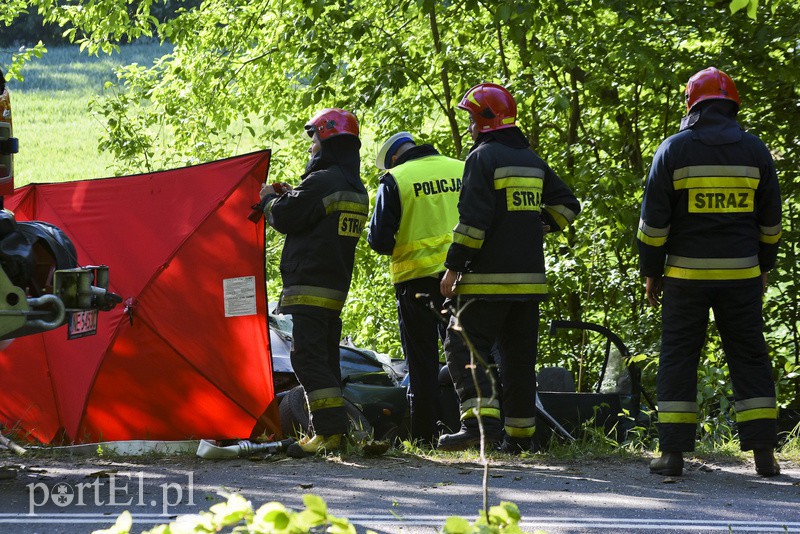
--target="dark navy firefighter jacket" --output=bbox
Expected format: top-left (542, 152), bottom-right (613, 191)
top-left (265, 136), bottom-right (369, 314)
top-left (637, 101), bottom-right (782, 285)
top-left (445, 128), bottom-right (581, 300)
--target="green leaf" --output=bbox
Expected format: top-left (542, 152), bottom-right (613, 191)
top-left (328, 516), bottom-right (357, 534)
top-left (253, 502), bottom-right (293, 531)
top-left (208, 493), bottom-right (252, 528)
top-left (496, 502), bottom-right (521, 523)
top-left (302, 493), bottom-right (327, 516)
top-left (729, 0), bottom-right (750, 14)
top-left (442, 516), bottom-right (472, 534)
top-left (746, 0), bottom-right (758, 19)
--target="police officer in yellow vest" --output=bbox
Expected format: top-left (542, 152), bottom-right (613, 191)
top-left (368, 132), bottom-right (464, 444)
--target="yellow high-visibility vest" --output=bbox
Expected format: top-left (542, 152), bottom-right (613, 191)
top-left (390, 155), bottom-right (464, 284)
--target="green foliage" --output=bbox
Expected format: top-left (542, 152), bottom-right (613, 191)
top-left (781, 420), bottom-right (800, 456)
top-left (729, 0), bottom-right (758, 19)
top-left (443, 502), bottom-right (544, 534)
top-left (94, 493), bottom-right (537, 534)
top-left (5, 0), bottom-right (800, 418)
top-left (1, 42), bottom-right (46, 82)
top-left (94, 492), bottom-right (355, 534)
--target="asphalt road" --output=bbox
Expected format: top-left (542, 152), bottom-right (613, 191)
top-left (1, 447), bottom-right (799, 534)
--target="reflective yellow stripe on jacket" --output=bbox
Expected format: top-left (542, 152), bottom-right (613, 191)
top-left (323, 191), bottom-right (369, 239)
top-left (673, 165), bottom-right (760, 214)
top-left (455, 272), bottom-right (547, 296)
top-left (494, 166), bottom-right (543, 213)
top-left (544, 204), bottom-right (578, 230)
top-left (323, 191), bottom-right (370, 216)
top-left (452, 223), bottom-right (485, 249)
top-left (664, 255), bottom-right (760, 281)
top-left (637, 218), bottom-right (670, 247)
top-left (493, 166), bottom-right (577, 228)
top-left (759, 223), bottom-right (782, 245)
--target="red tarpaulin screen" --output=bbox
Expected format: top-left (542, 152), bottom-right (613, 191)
top-left (0, 150), bottom-right (277, 443)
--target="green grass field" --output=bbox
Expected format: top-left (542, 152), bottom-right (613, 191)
top-left (9, 42), bottom-right (166, 186)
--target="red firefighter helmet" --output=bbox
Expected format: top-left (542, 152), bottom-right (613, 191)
top-left (304, 108), bottom-right (359, 140)
top-left (457, 83), bottom-right (517, 132)
top-left (685, 67), bottom-right (740, 113)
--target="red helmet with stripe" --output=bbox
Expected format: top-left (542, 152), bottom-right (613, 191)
top-left (458, 83), bottom-right (517, 132)
top-left (685, 67), bottom-right (740, 113)
top-left (304, 108), bottom-right (359, 140)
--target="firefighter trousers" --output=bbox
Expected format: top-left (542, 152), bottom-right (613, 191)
top-left (657, 278), bottom-right (778, 452)
top-left (396, 274), bottom-right (448, 443)
top-left (444, 299), bottom-right (538, 438)
top-left (290, 309), bottom-right (348, 436)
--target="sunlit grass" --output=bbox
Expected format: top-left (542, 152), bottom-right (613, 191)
top-left (392, 415), bottom-right (800, 468)
top-left (8, 42), bottom-right (166, 185)
top-left (7, 41), bottom-right (390, 189)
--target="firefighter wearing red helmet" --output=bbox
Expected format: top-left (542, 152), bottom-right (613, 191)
top-left (259, 107), bottom-right (368, 458)
top-left (438, 83), bottom-right (581, 453)
top-left (638, 67), bottom-right (782, 477)
top-left (456, 83), bottom-right (518, 132)
top-left (304, 108), bottom-right (359, 140)
top-left (684, 67), bottom-right (740, 113)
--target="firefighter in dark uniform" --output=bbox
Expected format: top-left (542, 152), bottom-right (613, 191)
top-left (368, 131), bottom-right (464, 444)
top-left (260, 108), bottom-right (368, 458)
top-left (638, 67), bottom-right (782, 477)
top-left (439, 83), bottom-right (580, 453)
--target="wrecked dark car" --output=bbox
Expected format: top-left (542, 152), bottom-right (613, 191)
top-left (270, 309), bottom-right (648, 446)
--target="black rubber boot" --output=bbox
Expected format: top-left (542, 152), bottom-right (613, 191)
top-left (753, 449), bottom-right (780, 477)
top-left (649, 451), bottom-right (684, 476)
top-left (437, 418), bottom-right (503, 451)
